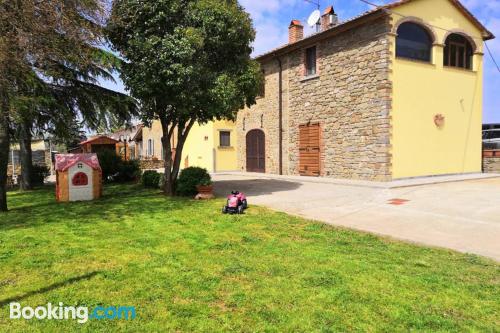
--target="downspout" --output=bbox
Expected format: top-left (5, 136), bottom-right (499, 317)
top-left (278, 57), bottom-right (283, 175)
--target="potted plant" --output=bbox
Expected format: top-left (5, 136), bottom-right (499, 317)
top-left (177, 167), bottom-right (214, 199)
top-left (196, 178), bottom-right (213, 195)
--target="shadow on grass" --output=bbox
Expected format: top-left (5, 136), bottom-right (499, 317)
top-left (214, 179), bottom-right (302, 197)
top-left (0, 271), bottom-right (101, 306)
top-left (1, 184), bottom-right (199, 231)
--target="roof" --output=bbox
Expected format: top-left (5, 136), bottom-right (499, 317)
top-left (80, 135), bottom-right (118, 146)
top-left (109, 124), bottom-right (142, 141)
top-left (255, 0), bottom-right (494, 61)
top-left (55, 154), bottom-right (101, 172)
top-left (132, 124), bottom-right (144, 141)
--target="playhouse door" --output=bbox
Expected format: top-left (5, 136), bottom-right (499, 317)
top-left (69, 164), bottom-right (94, 201)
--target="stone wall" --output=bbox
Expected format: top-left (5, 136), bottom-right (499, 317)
top-left (236, 57), bottom-right (290, 174)
top-left (483, 151), bottom-right (500, 173)
top-left (139, 159), bottom-right (164, 170)
top-left (237, 17), bottom-right (392, 181)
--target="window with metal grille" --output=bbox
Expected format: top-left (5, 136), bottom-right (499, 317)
top-left (444, 34), bottom-right (473, 70)
top-left (219, 131), bottom-right (231, 147)
top-left (305, 46), bottom-right (317, 76)
top-left (72, 172), bottom-right (88, 186)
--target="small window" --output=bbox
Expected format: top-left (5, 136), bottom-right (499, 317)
top-left (72, 172), bottom-right (88, 186)
top-left (396, 22), bottom-right (432, 62)
top-left (148, 139), bottom-right (154, 156)
top-left (444, 34), bottom-right (473, 70)
top-left (219, 131), bottom-right (231, 147)
top-left (305, 46), bottom-right (317, 76)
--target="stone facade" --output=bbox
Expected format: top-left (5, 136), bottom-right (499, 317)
top-left (483, 152), bottom-right (500, 173)
top-left (236, 16), bottom-right (393, 181)
top-left (139, 159), bottom-right (165, 170)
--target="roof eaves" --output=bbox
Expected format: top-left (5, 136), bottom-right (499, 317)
top-left (254, 8), bottom-right (386, 62)
top-left (254, 0), bottom-right (494, 63)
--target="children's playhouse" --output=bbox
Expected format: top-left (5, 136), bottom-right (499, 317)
top-left (55, 154), bottom-right (102, 202)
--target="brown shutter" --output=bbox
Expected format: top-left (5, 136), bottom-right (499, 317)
top-left (299, 123), bottom-right (320, 176)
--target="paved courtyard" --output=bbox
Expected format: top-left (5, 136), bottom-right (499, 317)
top-left (214, 173), bottom-right (500, 261)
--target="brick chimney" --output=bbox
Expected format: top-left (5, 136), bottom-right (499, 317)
top-left (289, 20), bottom-right (304, 44)
top-left (321, 6), bottom-right (338, 31)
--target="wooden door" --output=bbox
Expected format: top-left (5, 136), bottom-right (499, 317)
top-left (246, 129), bottom-right (265, 173)
top-left (299, 123), bottom-right (320, 176)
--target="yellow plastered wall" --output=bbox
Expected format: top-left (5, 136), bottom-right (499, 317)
top-left (142, 119), bottom-right (238, 172)
top-left (181, 122), bottom-right (215, 172)
top-left (10, 139), bottom-right (46, 151)
top-left (213, 120), bottom-right (238, 172)
top-left (141, 120), bottom-right (164, 159)
top-left (390, 0), bottom-right (485, 179)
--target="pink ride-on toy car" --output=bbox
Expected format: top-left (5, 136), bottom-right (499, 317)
top-left (222, 191), bottom-right (248, 214)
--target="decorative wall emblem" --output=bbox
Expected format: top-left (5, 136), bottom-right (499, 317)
top-left (434, 114), bottom-right (445, 128)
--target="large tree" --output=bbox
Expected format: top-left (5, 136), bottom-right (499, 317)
top-left (0, 0), bottom-right (136, 208)
top-left (108, 0), bottom-right (262, 195)
top-left (12, 64), bottom-right (137, 191)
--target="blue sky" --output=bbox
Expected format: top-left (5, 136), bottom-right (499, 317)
top-left (103, 0), bottom-right (500, 123)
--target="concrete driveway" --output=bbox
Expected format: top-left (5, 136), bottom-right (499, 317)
top-left (214, 174), bottom-right (500, 261)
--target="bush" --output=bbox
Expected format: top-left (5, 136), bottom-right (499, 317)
top-left (176, 167), bottom-right (212, 196)
top-left (97, 150), bottom-right (122, 182)
top-left (97, 151), bottom-right (141, 183)
top-left (142, 170), bottom-right (161, 188)
top-left (115, 159), bottom-right (141, 183)
top-left (31, 165), bottom-right (50, 186)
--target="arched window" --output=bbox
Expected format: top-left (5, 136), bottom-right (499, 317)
top-left (72, 172), bottom-right (88, 186)
top-left (444, 34), bottom-right (473, 70)
top-left (396, 22), bottom-right (432, 62)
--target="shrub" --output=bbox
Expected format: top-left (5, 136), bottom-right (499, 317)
top-left (97, 150), bottom-right (122, 182)
top-left (142, 170), bottom-right (161, 188)
top-left (97, 151), bottom-right (141, 183)
top-left (31, 165), bottom-right (50, 186)
top-left (115, 159), bottom-right (141, 183)
top-left (176, 167), bottom-right (212, 196)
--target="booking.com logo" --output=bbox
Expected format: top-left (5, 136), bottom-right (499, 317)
top-left (9, 302), bottom-right (136, 324)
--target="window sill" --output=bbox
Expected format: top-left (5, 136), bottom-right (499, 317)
top-left (218, 146), bottom-right (234, 150)
top-left (395, 57), bottom-right (435, 66)
top-left (300, 74), bottom-right (320, 82)
top-left (443, 66), bottom-right (476, 74)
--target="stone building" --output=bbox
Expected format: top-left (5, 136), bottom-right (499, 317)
top-left (237, 0), bottom-right (494, 181)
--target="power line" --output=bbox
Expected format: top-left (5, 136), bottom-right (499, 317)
top-left (304, 0), bottom-right (321, 10)
top-left (359, 0), bottom-right (484, 40)
top-left (485, 42), bottom-right (500, 73)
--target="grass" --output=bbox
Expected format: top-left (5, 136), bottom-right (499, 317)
top-left (0, 184), bottom-right (498, 332)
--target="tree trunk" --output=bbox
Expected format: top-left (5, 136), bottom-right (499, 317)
top-left (159, 114), bottom-right (175, 196)
top-left (171, 120), bottom-right (195, 183)
top-left (0, 91), bottom-right (10, 212)
top-left (18, 119), bottom-right (33, 191)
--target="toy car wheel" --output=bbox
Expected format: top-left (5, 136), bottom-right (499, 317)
top-left (237, 206), bottom-right (244, 214)
top-left (242, 200), bottom-right (248, 209)
top-left (222, 206), bottom-right (228, 214)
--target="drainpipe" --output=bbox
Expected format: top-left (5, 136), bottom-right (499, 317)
top-left (278, 57), bottom-right (283, 175)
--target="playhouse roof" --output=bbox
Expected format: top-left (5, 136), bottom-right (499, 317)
top-left (55, 154), bottom-right (102, 172)
top-left (80, 135), bottom-right (118, 146)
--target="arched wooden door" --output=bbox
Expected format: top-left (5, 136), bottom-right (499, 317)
top-left (246, 129), bottom-right (265, 173)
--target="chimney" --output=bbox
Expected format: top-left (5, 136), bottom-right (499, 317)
top-left (289, 20), bottom-right (304, 44)
top-left (321, 6), bottom-right (339, 31)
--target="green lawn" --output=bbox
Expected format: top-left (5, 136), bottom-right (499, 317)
top-left (0, 184), bottom-right (498, 332)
